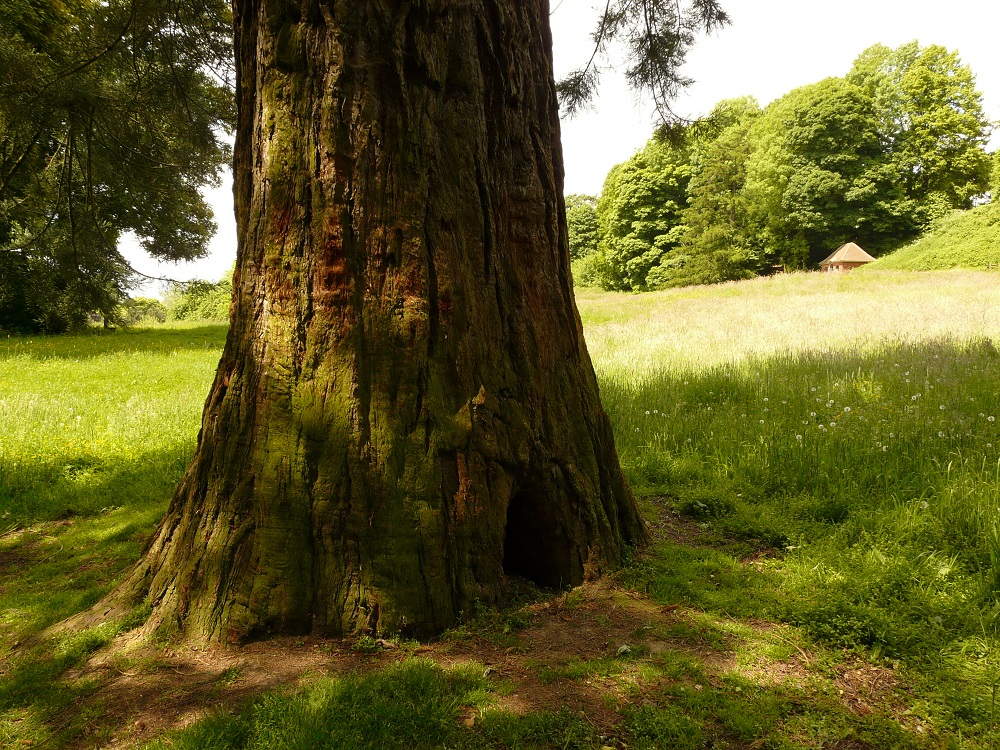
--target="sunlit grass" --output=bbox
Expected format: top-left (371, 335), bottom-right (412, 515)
top-left (4, 271), bottom-right (1000, 747)
top-left (0, 325), bottom-right (226, 650)
top-left (0, 325), bottom-right (225, 527)
top-left (580, 269), bottom-right (1000, 744)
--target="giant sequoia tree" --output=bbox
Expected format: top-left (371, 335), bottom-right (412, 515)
top-left (83, 1), bottom-right (726, 643)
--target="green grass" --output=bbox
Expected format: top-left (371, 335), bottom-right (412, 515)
top-left (866, 202), bottom-right (1000, 270)
top-left (5, 272), bottom-right (1000, 748)
top-left (0, 324), bottom-right (226, 645)
top-left (579, 270), bottom-right (1000, 745)
top-left (142, 660), bottom-right (595, 750)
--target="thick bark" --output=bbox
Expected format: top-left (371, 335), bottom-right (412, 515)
top-left (111, 0), bottom-right (646, 642)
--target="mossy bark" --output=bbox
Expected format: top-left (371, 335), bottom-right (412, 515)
top-left (111, 0), bottom-right (646, 642)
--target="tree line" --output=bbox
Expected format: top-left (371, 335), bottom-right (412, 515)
top-left (569, 42), bottom-right (995, 291)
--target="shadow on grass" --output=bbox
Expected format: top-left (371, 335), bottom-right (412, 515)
top-left (0, 325), bottom-right (228, 361)
top-left (0, 446), bottom-right (189, 651)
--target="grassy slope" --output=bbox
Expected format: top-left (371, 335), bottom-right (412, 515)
top-left (866, 201), bottom-right (1000, 270)
top-left (3, 274), bottom-right (1000, 748)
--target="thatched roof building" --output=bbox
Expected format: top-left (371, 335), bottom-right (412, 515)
top-left (819, 242), bottom-right (876, 272)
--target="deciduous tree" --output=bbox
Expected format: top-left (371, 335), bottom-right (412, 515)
top-left (565, 194), bottom-right (599, 260)
top-left (847, 42), bottom-right (992, 219)
top-left (0, 0), bottom-right (234, 331)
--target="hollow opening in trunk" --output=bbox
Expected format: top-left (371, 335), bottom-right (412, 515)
top-left (502, 484), bottom-right (571, 589)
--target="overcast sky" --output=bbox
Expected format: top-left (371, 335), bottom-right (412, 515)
top-left (123, 0), bottom-right (1000, 292)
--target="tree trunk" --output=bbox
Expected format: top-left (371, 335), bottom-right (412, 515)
top-left (111, 0), bottom-right (646, 643)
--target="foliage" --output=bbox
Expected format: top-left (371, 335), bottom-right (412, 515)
top-left (867, 201), bottom-right (1000, 270)
top-left (992, 150), bottom-right (1000, 200)
top-left (119, 297), bottom-right (167, 325)
top-left (678, 98), bottom-right (765, 284)
top-left (0, 247), bottom-right (115, 332)
top-left (164, 275), bottom-right (232, 322)
top-left (0, 0), bottom-right (234, 332)
top-left (557, 0), bottom-right (729, 120)
top-left (564, 194), bottom-right (598, 260)
top-left (847, 42), bottom-right (992, 215)
top-left (593, 136), bottom-right (692, 291)
top-left (743, 77), bottom-right (913, 267)
top-left (590, 42), bottom-right (993, 291)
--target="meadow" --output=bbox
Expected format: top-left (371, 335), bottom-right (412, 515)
top-left (2, 270), bottom-right (1000, 748)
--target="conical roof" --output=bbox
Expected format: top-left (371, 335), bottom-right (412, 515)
top-left (820, 242), bottom-right (876, 265)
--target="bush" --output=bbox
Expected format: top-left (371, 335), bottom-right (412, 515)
top-left (165, 276), bottom-right (232, 322)
top-left (119, 297), bottom-right (168, 325)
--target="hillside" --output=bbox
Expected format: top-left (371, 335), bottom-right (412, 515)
top-left (867, 200), bottom-right (1000, 270)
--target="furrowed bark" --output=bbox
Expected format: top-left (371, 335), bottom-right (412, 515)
top-left (106, 0), bottom-right (646, 643)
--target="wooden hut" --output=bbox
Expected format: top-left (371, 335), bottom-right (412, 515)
top-left (819, 242), bottom-right (875, 272)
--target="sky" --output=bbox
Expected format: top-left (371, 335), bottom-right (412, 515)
top-left (122, 0), bottom-right (1000, 294)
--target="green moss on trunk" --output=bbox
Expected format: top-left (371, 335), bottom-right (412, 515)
top-left (104, 0), bottom-right (646, 643)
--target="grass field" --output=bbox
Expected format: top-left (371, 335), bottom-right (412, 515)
top-left (3, 271), bottom-right (1000, 748)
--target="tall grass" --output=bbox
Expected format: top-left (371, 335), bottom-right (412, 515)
top-left (4, 272), bottom-right (1000, 746)
top-left (581, 270), bottom-right (1000, 737)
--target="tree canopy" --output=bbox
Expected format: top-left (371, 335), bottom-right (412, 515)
top-left (0, 0), bottom-right (234, 332)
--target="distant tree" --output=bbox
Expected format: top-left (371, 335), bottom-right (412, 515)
top-left (0, 0), bottom-right (234, 332)
top-left (847, 42), bottom-right (992, 220)
top-left (991, 151), bottom-right (1000, 202)
top-left (120, 297), bottom-right (167, 325)
top-left (678, 98), bottom-right (764, 284)
top-left (594, 136), bottom-right (692, 290)
top-left (565, 194), bottom-right (599, 260)
top-left (164, 276), bottom-right (232, 322)
top-left (743, 78), bottom-right (910, 266)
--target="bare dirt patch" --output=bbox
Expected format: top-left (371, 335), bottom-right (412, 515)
top-left (37, 577), bottom-right (911, 749)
